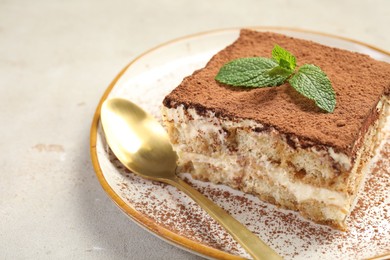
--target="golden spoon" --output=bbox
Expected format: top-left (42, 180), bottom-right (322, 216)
top-left (100, 98), bottom-right (282, 260)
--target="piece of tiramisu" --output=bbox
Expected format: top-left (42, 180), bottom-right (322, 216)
top-left (161, 29), bottom-right (390, 230)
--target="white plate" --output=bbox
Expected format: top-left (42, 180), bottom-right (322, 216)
top-left (90, 27), bottom-right (390, 260)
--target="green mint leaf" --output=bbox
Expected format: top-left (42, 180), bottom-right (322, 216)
top-left (288, 64), bottom-right (336, 112)
top-left (215, 57), bottom-right (292, 87)
top-left (268, 66), bottom-right (293, 77)
top-left (279, 59), bottom-right (292, 70)
top-left (272, 44), bottom-right (296, 70)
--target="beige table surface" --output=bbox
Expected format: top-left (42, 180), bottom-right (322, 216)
top-left (1, 0), bottom-right (389, 259)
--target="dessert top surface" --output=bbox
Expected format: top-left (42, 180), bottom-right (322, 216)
top-left (163, 29), bottom-right (390, 154)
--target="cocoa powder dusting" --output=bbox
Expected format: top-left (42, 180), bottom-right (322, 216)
top-left (163, 29), bottom-right (390, 155)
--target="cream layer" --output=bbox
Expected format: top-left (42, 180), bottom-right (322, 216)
top-left (161, 96), bottom-right (389, 224)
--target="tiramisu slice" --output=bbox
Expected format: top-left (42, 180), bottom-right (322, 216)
top-left (161, 29), bottom-right (390, 230)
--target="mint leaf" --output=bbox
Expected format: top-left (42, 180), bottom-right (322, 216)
top-left (288, 64), bottom-right (336, 112)
top-left (268, 66), bottom-right (293, 78)
top-left (272, 44), bottom-right (296, 70)
top-left (215, 57), bottom-right (292, 87)
top-left (279, 59), bottom-right (292, 70)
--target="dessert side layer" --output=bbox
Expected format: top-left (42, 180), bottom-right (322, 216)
top-left (162, 29), bottom-right (390, 229)
top-left (161, 97), bottom-right (388, 229)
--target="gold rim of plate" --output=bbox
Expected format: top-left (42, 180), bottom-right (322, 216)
top-left (89, 26), bottom-right (390, 260)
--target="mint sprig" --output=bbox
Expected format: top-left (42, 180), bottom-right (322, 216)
top-left (215, 45), bottom-right (336, 113)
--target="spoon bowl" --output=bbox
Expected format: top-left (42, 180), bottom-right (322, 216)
top-left (100, 98), bottom-right (282, 260)
top-left (101, 98), bottom-right (177, 179)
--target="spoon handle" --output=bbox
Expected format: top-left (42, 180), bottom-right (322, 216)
top-left (166, 177), bottom-right (282, 260)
